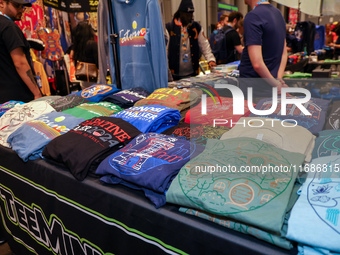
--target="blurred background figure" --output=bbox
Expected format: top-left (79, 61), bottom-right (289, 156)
top-left (71, 21), bottom-right (98, 89)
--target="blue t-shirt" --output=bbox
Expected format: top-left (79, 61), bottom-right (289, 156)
top-left (96, 133), bottom-right (204, 208)
top-left (239, 4), bottom-right (286, 78)
top-left (111, 105), bottom-right (181, 133)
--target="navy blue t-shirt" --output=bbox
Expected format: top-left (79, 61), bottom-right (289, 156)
top-left (239, 4), bottom-right (286, 78)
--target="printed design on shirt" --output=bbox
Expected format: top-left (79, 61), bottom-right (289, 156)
top-left (181, 208), bottom-right (291, 249)
top-left (80, 85), bottom-right (113, 98)
top-left (138, 88), bottom-right (189, 107)
top-left (72, 117), bottom-right (131, 147)
top-left (119, 20), bottom-right (146, 47)
top-left (177, 139), bottom-right (295, 215)
top-left (25, 115), bottom-right (68, 140)
top-left (255, 98), bottom-right (324, 129)
top-left (51, 95), bottom-right (87, 111)
top-left (315, 133), bottom-right (340, 158)
top-left (0, 102), bottom-right (51, 144)
top-left (115, 106), bottom-right (167, 123)
top-left (307, 167), bottom-right (340, 234)
top-left (76, 102), bottom-right (121, 116)
top-left (328, 106), bottom-right (340, 129)
top-left (114, 89), bottom-right (148, 103)
top-left (108, 133), bottom-right (191, 175)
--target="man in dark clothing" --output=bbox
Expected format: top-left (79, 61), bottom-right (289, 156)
top-left (166, 0), bottom-right (216, 81)
top-left (0, 0), bottom-right (42, 104)
top-left (224, 11), bottom-right (244, 64)
top-left (239, 0), bottom-right (288, 97)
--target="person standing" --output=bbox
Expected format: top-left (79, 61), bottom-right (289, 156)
top-left (71, 21), bottom-right (98, 89)
top-left (0, 0), bottom-right (42, 104)
top-left (223, 11), bottom-right (244, 64)
top-left (239, 0), bottom-right (288, 97)
top-left (166, 0), bottom-right (216, 81)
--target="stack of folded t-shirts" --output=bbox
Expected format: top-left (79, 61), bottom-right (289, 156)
top-left (49, 94), bottom-right (90, 112)
top-left (102, 87), bottom-right (150, 109)
top-left (72, 84), bottom-right (120, 102)
top-left (324, 100), bottom-right (340, 130)
top-left (0, 101), bottom-right (24, 117)
top-left (179, 178), bottom-right (302, 250)
top-left (95, 133), bottom-right (204, 208)
top-left (7, 112), bottom-right (84, 161)
top-left (111, 105), bottom-right (181, 133)
top-left (133, 88), bottom-right (202, 119)
top-left (166, 137), bottom-right (305, 244)
top-left (287, 155), bottom-right (340, 254)
top-left (0, 101), bottom-right (55, 147)
top-left (42, 117), bottom-right (141, 181)
top-left (161, 122), bottom-right (230, 146)
top-left (249, 97), bottom-right (330, 134)
top-left (220, 117), bottom-right (315, 162)
top-left (185, 97), bottom-right (253, 127)
top-left (312, 130), bottom-right (340, 160)
top-left (62, 101), bottom-right (123, 120)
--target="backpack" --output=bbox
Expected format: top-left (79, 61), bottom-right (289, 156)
top-left (209, 26), bottom-right (234, 64)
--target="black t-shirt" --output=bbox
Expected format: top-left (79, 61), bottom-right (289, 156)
top-left (0, 16), bottom-right (34, 104)
top-left (225, 26), bottom-right (242, 64)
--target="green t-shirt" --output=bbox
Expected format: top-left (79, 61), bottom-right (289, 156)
top-left (166, 137), bottom-right (305, 234)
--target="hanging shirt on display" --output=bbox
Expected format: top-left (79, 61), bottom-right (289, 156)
top-left (107, 0), bottom-right (168, 92)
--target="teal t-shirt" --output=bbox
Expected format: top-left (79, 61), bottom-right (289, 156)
top-left (166, 137), bottom-right (305, 234)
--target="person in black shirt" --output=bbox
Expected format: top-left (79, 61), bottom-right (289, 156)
top-left (224, 11), bottom-right (244, 64)
top-left (0, 0), bottom-right (42, 104)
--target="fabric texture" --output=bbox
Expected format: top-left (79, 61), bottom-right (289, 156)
top-left (50, 94), bottom-right (91, 112)
top-left (0, 16), bottom-right (35, 103)
top-left (185, 97), bottom-right (253, 127)
top-left (287, 155), bottom-right (340, 253)
top-left (239, 4), bottom-right (286, 79)
top-left (42, 117), bottom-right (141, 181)
top-left (0, 101), bottom-right (55, 147)
top-left (96, 133), bottom-right (204, 208)
top-left (0, 101), bottom-right (24, 117)
top-left (62, 102), bottom-right (123, 120)
top-left (325, 101), bottom-right (340, 130)
top-left (312, 130), bottom-right (340, 159)
top-left (7, 112), bottom-right (84, 161)
top-left (111, 105), bottom-right (181, 133)
top-left (108, 0), bottom-right (168, 92)
top-left (249, 97), bottom-right (330, 135)
top-left (220, 117), bottom-right (315, 162)
top-left (102, 87), bottom-right (151, 109)
top-left (72, 84), bottom-right (120, 102)
top-left (166, 137), bottom-right (305, 234)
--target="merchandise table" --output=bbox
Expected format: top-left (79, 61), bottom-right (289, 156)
top-left (0, 146), bottom-right (297, 255)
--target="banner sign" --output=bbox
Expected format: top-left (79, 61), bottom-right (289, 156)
top-left (43, 0), bottom-right (98, 13)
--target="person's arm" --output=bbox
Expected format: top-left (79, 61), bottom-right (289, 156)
top-left (277, 40), bottom-right (288, 79)
top-left (10, 47), bottom-right (42, 100)
top-left (197, 29), bottom-right (217, 68)
top-left (248, 45), bottom-right (287, 93)
top-left (235, 44), bottom-right (244, 54)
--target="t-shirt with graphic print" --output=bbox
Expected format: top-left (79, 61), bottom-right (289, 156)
top-left (7, 112), bottom-right (84, 161)
top-left (42, 117), bottom-right (141, 181)
top-left (102, 87), bottom-right (150, 109)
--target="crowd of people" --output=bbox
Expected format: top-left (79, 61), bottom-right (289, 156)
top-left (1, 0), bottom-right (340, 104)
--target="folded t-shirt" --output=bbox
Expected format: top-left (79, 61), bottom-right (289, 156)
top-left (111, 105), bottom-right (181, 133)
top-left (62, 102), bottom-right (123, 120)
top-left (0, 101), bottom-right (55, 147)
top-left (166, 137), bottom-right (305, 234)
top-left (0, 101), bottom-right (24, 117)
top-left (287, 155), bottom-right (340, 253)
top-left (50, 94), bottom-right (90, 112)
top-left (220, 117), bottom-right (315, 162)
top-left (249, 97), bottom-right (330, 135)
top-left (72, 84), bottom-right (120, 102)
top-left (7, 112), bottom-right (84, 161)
top-left (161, 122), bottom-right (230, 146)
top-left (312, 130), bottom-right (340, 160)
top-left (96, 133), bottom-right (204, 207)
top-left (102, 87), bottom-right (150, 109)
top-left (42, 117), bottom-right (141, 181)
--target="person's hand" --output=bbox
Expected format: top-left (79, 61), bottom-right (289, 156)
top-left (208, 61), bottom-right (217, 68)
top-left (276, 78), bottom-right (290, 96)
top-left (34, 93), bottom-right (43, 100)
